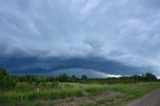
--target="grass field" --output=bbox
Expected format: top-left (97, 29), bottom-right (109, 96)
top-left (0, 82), bottom-right (160, 106)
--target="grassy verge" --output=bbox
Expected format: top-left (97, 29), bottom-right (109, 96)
top-left (0, 82), bottom-right (160, 106)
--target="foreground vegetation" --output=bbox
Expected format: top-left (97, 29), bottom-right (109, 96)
top-left (0, 68), bottom-right (160, 106)
top-left (1, 82), bottom-right (160, 106)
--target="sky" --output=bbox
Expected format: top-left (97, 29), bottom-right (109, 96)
top-left (0, 0), bottom-right (160, 77)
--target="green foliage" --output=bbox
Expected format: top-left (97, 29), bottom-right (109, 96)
top-left (0, 68), bottom-right (16, 89)
top-left (0, 67), bottom-right (159, 91)
top-left (50, 82), bottom-right (59, 88)
top-left (81, 75), bottom-right (88, 80)
top-left (0, 68), bottom-right (8, 76)
top-left (15, 82), bottom-right (34, 92)
top-left (0, 82), bottom-right (160, 106)
top-left (145, 72), bottom-right (157, 81)
top-left (70, 75), bottom-right (79, 82)
top-left (56, 73), bottom-right (70, 82)
top-left (0, 67), bottom-right (160, 106)
top-left (85, 87), bottom-right (106, 96)
top-left (96, 98), bottom-right (107, 104)
top-left (0, 76), bottom-right (16, 89)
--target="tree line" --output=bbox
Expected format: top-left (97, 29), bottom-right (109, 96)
top-left (0, 67), bottom-right (159, 89)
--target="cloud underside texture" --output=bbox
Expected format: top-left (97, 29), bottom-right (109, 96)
top-left (0, 0), bottom-right (160, 74)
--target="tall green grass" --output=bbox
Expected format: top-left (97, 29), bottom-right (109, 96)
top-left (0, 82), bottom-right (160, 106)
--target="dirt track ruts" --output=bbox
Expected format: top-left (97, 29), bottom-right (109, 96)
top-left (127, 89), bottom-right (160, 106)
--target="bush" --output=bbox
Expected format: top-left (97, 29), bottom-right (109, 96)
top-left (56, 73), bottom-right (70, 82)
top-left (0, 68), bottom-right (16, 89)
top-left (0, 76), bottom-right (16, 89)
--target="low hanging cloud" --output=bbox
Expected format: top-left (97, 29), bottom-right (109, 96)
top-left (0, 0), bottom-right (160, 74)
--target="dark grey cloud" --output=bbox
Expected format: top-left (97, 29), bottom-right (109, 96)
top-left (140, 0), bottom-right (160, 9)
top-left (0, 0), bottom-right (160, 75)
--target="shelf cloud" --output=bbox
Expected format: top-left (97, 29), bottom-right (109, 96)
top-left (0, 0), bottom-right (160, 75)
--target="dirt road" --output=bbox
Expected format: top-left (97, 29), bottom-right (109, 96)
top-left (128, 89), bottom-right (160, 106)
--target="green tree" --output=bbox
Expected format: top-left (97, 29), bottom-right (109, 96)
top-left (57, 73), bottom-right (70, 82)
top-left (81, 75), bottom-right (88, 80)
top-left (71, 75), bottom-right (79, 82)
top-left (0, 68), bottom-right (16, 89)
top-left (145, 72), bottom-right (157, 81)
top-left (0, 68), bottom-right (8, 77)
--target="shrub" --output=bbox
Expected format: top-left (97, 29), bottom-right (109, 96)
top-left (56, 73), bottom-right (70, 82)
top-left (0, 68), bottom-right (16, 89)
top-left (0, 76), bottom-right (16, 89)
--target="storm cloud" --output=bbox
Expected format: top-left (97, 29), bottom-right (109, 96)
top-left (0, 0), bottom-right (160, 75)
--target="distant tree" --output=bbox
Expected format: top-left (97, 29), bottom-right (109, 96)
top-left (70, 75), bottom-right (79, 82)
top-left (0, 68), bottom-right (16, 89)
top-left (0, 68), bottom-right (8, 77)
top-left (57, 73), bottom-right (70, 82)
top-left (46, 77), bottom-right (55, 82)
top-left (81, 75), bottom-right (88, 81)
top-left (34, 76), bottom-right (46, 84)
top-left (132, 75), bottom-right (145, 81)
top-left (145, 72), bottom-right (157, 81)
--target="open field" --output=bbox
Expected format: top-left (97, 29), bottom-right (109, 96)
top-left (0, 82), bottom-right (160, 106)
